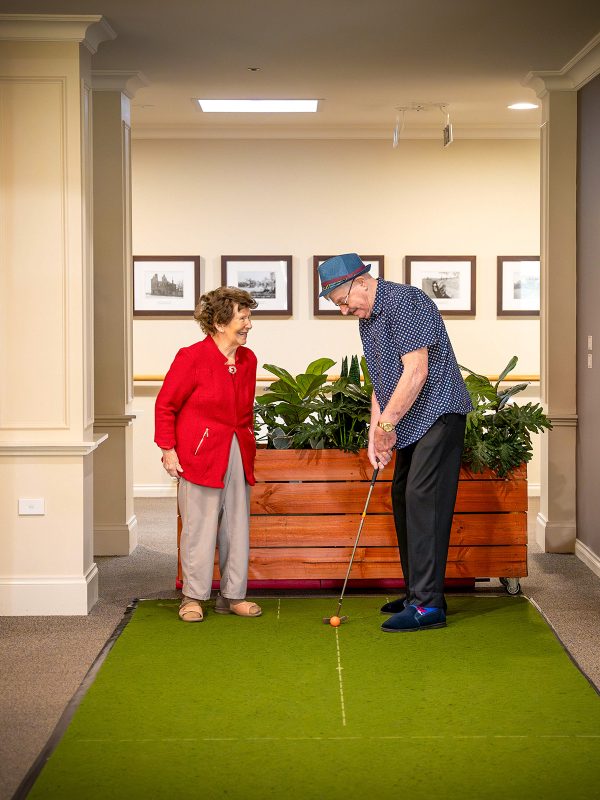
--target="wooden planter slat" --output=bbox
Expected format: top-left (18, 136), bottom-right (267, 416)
top-left (254, 449), bottom-right (526, 483)
top-left (255, 449), bottom-right (378, 482)
top-left (251, 483), bottom-right (393, 514)
top-left (454, 480), bottom-right (527, 513)
top-left (251, 480), bottom-right (527, 515)
top-left (451, 513), bottom-right (526, 545)
top-left (210, 545), bottom-right (526, 580)
top-left (248, 513), bottom-right (526, 547)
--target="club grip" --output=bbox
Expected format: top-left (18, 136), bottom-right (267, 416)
top-left (371, 467), bottom-right (379, 485)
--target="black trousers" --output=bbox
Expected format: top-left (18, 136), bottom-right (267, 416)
top-left (391, 413), bottom-right (466, 608)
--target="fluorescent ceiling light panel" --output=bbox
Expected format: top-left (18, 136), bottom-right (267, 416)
top-left (508, 102), bottom-right (539, 110)
top-left (197, 99), bottom-right (318, 113)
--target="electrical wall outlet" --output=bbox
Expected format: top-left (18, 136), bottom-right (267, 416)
top-left (18, 498), bottom-right (45, 515)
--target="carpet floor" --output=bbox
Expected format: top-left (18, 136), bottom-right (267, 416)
top-left (25, 596), bottom-right (600, 800)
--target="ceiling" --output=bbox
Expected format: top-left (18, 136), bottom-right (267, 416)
top-left (3, 1), bottom-right (600, 139)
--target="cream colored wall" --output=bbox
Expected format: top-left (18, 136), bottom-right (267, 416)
top-left (131, 137), bottom-right (541, 495)
top-left (0, 42), bottom-right (95, 442)
top-left (0, 33), bottom-right (101, 615)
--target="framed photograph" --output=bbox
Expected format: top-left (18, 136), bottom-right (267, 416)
top-left (497, 256), bottom-right (540, 316)
top-left (405, 256), bottom-right (476, 316)
top-left (221, 256), bottom-right (292, 316)
top-left (313, 255), bottom-right (385, 317)
top-left (133, 256), bottom-right (201, 317)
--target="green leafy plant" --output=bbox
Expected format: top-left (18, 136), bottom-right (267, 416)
top-left (255, 353), bottom-right (551, 477)
top-left (459, 356), bottom-right (552, 477)
top-left (254, 355), bottom-right (373, 452)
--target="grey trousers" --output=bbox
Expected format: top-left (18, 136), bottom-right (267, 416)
top-left (178, 436), bottom-right (251, 601)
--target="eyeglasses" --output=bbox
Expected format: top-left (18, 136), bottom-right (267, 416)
top-left (329, 278), bottom-right (355, 308)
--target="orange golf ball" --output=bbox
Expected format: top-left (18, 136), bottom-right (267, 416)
top-left (329, 616), bottom-right (341, 627)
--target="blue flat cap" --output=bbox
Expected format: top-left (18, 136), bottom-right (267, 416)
top-left (318, 253), bottom-right (371, 297)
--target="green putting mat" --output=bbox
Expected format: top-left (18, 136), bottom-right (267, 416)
top-left (27, 597), bottom-right (600, 800)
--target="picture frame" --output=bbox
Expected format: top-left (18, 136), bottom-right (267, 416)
top-left (313, 255), bottom-right (385, 317)
top-left (497, 256), bottom-right (540, 317)
top-left (132, 256), bottom-right (201, 318)
top-left (404, 256), bottom-right (476, 316)
top-left (221, 256), bottom-right (293, 316)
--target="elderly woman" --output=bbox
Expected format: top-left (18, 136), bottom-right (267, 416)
top-left (155, 287), bottom-right (262, 622)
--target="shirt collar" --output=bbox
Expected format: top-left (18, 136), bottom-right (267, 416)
top-left (369, 278), bottom-right (385, 318)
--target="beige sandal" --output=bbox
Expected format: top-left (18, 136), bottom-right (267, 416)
top-left (215, 594), bottom-right (262, 617)
top-left (179, 597), bottom-right (204, 622)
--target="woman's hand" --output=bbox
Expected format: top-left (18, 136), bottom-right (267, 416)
top-left (162, 448), bottom-right (183, 479)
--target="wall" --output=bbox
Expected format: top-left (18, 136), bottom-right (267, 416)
top-left (131, 137), bottom-right (541, 494)
top-left (576, 75), bottom-right (600, 568)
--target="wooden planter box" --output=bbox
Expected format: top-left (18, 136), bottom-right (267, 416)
top-left (177, 449), bottom-right (528, 590)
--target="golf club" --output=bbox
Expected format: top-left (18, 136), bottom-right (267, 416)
top-left (323, 466), bottom-right (380, 625)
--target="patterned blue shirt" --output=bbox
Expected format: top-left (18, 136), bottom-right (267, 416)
top-left (359, 279), bottom-right (472, 449)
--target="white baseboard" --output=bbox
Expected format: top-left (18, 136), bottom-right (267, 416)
top-left (535, 512), bottom-right (576, 553)
top-left (134, 484), bottom-right (177, 498)
top-left (528, 483), bottom-right (540, 497)
top-left (575, 538), bottom-right (600, 580)
top-left (0, 563), bottom-right (98, 616)
top-left (94, 516), bottom-right (138, 556)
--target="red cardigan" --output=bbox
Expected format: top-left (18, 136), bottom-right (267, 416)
top-left (154, 336), bottom-right (257, 488)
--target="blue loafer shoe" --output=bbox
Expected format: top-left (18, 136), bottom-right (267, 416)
top-left (380, 596), bottom-right (408, 614)
top-left (381, 604), bottom-right (446, 632)
top-left (380, 597), bottom-right (447, 614)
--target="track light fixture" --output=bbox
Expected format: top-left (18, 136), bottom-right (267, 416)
top-left (391, 102), bottom-right (453, 148)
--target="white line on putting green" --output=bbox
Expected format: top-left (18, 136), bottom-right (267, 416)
top-left (277, 599), bottom-right (281, 620)
top-left (335, 627), bottom-right (346, 727)
top-left (75, 734), bottom-right (600, 743)
top-left (201, 738), bottom-right (236, 741)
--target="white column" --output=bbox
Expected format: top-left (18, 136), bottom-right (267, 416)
top-left (537, 91), bottom-right (578, 552)
top-left (0, 15), bottom-right (115, 614)
top-left (524, 36), bottom-right (600, 553)
top-left (92, 71), bottom-right (146, 556)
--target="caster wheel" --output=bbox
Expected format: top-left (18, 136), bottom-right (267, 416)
top-left (499, 577), bottom-right (509, 588)
top-left (506, 578), bottom-right (521, 595)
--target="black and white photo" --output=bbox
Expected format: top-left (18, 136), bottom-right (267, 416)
top-left (221, 256), bottom-right (293, 315)
top-left (405, 256), bottom-right (476, 316)
top-left (497, 256), bottom-right (540, 316)
top-left (133, 256), bottom-right (201, 317)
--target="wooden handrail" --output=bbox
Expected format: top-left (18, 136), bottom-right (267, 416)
top-left (134, 373), bottom-right (540, 383)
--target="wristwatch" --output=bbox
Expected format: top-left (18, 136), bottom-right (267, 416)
top-left (377, 420), bottom-right (395, 432)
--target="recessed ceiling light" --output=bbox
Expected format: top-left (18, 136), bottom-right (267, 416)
top-left (196, 99), bottom-right (318, 113)
top-left (508, 102), bottom-right (539, 110)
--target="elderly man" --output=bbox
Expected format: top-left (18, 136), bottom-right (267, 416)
top-left (318, 254), bottom-right (472, 632)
